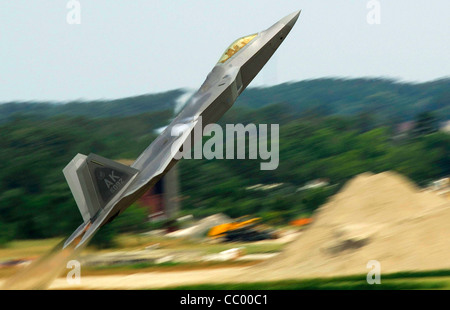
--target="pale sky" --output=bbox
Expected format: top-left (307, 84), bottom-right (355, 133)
top-left (0, 0), bottom-right (449, 102)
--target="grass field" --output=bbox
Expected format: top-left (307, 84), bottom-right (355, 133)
top-left (2, 237), bottom-right (450, 290)
top-left (168, 270), bottom-right (450, 290)
top-left (0, 235), bottom-right (281, 278)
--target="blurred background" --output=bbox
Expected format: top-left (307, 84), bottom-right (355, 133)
top-left (0, 0), bottom-right (449, 289)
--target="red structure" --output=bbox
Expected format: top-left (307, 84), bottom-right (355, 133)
top-left (139, 179), bottom-right (165, 220)
top-left (117, 160), bottom-right (180, 221)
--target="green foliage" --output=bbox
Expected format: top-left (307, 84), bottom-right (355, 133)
top-left (1, 78), bottom-right (449, 124)
top-left (179, 110), bottom-right (449, 219)
top-left (236, 78), bottom-right (450, 121)
top-left (112, 204), bottom-right (149, 234)
top-left (0, 78), bottom-right (449, 245)
top-left (0, 114), bottom-right (164, 242)
top-left (0, 90), bottom-right (182, 123)
top-left (168, 270), bottom-right (450, 290)
top-left (89, 223), bottom-right (118, 249)
top-left (168, 278), bottom-right (448, 290)
top-left (412, 111), bottom-right (439, 137)
top-left (88, 205), bottom-right (149, 249)
top-left (0, 220), bottom-right (15, 247)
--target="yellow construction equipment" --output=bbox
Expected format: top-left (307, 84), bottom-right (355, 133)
top-left (208, 216), bottom-right (277, 242)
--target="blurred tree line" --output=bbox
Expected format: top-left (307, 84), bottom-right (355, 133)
top-left (0, 78), bottom-right (449, 246)
top-left (179, 107), bottom-right (449, 222)
top-left (1, 78), bottom-right (449, 124)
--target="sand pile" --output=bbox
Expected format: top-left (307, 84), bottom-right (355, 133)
top-left (246, 171), bottom-right (450, 280)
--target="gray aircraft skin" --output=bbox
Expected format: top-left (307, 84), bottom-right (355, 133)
top-left (63, 10), bottom-right (301, 249)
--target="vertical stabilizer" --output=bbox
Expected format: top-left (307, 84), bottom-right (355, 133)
top-left (63, 153), bottom-right (139, 223)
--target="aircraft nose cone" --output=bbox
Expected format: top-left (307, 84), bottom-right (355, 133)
top-left (279, 10), bottom-right (301, 28)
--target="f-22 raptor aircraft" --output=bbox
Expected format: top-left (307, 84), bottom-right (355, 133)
top-left (63, 10), bottom-right (301, 248)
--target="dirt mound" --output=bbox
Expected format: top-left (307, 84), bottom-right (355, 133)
top-left (245, 171), bottom-right (450, 280)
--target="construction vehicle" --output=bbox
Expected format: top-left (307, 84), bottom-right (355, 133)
top-left (290, 217), bottom-right (313, 227)
top-left (208, 216), bottom-right (277, 242)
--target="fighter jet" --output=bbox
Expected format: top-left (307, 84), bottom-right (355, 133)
top-left (63, 10), bottom-right (301, 248)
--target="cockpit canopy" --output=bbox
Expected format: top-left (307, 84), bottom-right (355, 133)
top-left (218, 34), bottom-right (257, 64)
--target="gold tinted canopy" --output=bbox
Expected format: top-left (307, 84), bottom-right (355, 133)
top-left (218, 34), bottom-right (257, 64)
